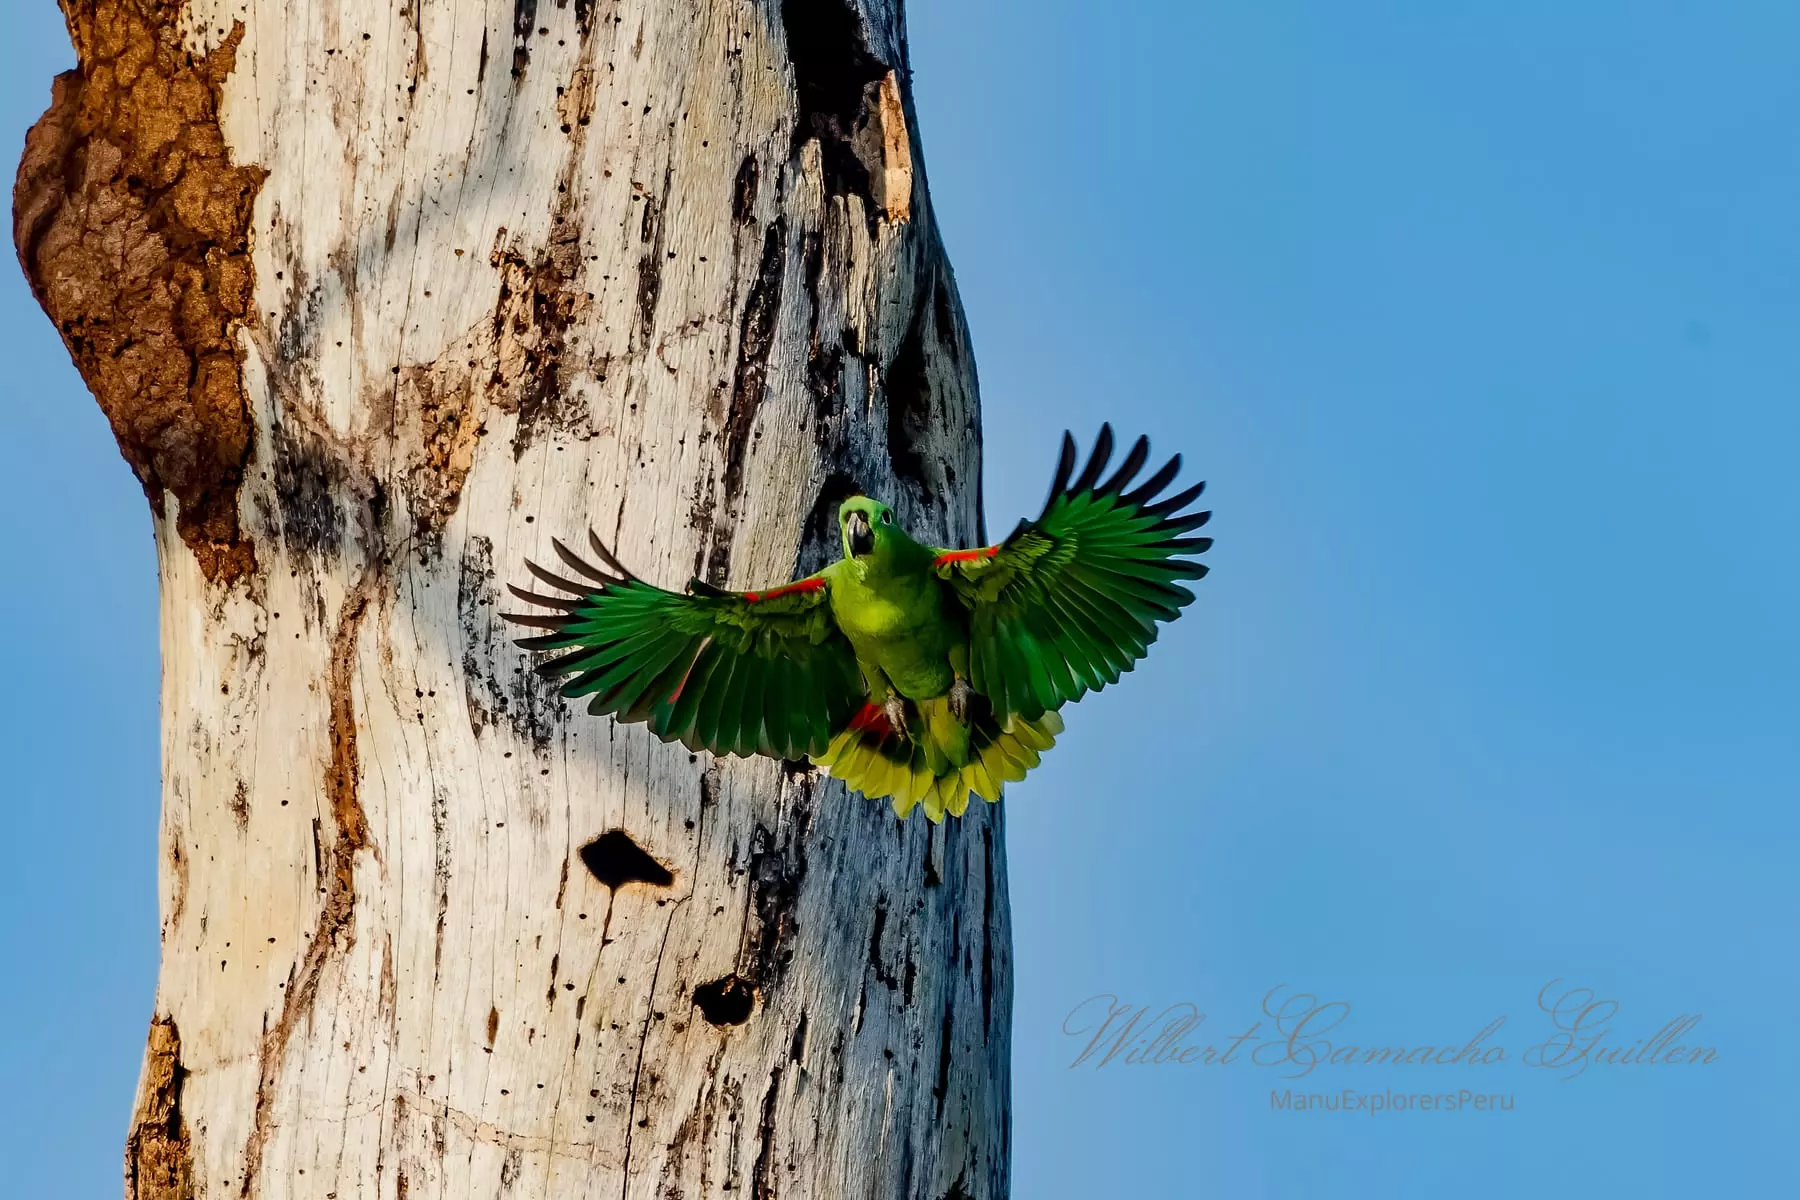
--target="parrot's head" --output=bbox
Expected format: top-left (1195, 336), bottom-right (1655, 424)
top-left (838, 496), bottom-right (900, 563)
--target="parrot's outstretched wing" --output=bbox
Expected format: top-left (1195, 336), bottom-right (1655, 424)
top-left (503, 533), bottom-right (863, 759)
top-left (933, 425), bottom-right (1211, 722)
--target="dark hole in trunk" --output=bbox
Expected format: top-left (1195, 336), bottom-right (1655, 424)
top-left (578, 830), bottom-right (674, 890)
top-left (694, 974), bottom-right (756, 1026)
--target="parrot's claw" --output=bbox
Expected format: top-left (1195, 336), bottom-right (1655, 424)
top-left (948, 677), bottom-right (975, 723)
top-left (883, 691), bottom-right (910, 737)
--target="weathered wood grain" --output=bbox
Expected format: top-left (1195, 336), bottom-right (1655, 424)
top-left (14, 0), bottom-right (1005, 1196)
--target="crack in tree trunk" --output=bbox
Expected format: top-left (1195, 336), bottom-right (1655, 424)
top-left (241, 570), bottom-right (377, 1197)
top-left (125, 1017), bottom-right (193, 1200)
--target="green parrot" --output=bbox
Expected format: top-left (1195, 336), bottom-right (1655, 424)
top-left (504, 425), bottom-right (1210, 821)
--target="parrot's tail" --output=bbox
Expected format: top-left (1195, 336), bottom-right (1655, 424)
top-left (812, 701), bottom-right (1064, 822)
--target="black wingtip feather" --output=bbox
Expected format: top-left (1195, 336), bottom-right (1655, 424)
top-left (1159, 508), bottom-right (1212, 534)
top-left (500, 611), bottom-right (569, 630)
top-left (1144, 478), bottom-right (1206, 520)
top-left (1070, 425), bottom-right (1115, 494)
top-left (506, 585), bottom-right (586, 611)
top-left (587, 530), bottom-right (639, 581)
top-left (1097, 435), bottom-right (1150, 496)
top-left (1043, 432), bottom-right (1079, 514)
top-left (553, 538), bottom-right (616, 585)
top-left (514, 633), bottom-right (575, 651)
top-left (537, 648), bottom-right (604, 677)
top-left (525, 559), bottom-right (596, 597)
top-left (1119, 454), bottom-right (1182, 508)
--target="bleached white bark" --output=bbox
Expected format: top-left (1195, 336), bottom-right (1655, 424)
top-left (16, 1), bottom-right (1005, 1197)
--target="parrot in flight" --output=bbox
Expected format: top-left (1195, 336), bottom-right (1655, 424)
top-left (503, 425), bottom-right (1211, 821)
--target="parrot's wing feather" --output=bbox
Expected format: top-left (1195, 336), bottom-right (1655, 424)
top-left (503, 534), bottom-right (863, 759)
top-left (933, 425), bottom-right (1211, 721)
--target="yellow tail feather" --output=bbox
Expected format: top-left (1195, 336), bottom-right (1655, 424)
top-left (813, 709), bottom-right (1065, 822)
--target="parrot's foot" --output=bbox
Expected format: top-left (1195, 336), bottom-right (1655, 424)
top-left (883, 691), bottom-right (910, 737)
top-left (948, 677), bottom-right (975, 723)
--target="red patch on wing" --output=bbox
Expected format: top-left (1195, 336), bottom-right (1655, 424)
top-left (848, 702), bottom-right (892, 737)
top-left (933, 545), bottom-right (1001, 567)
top-left (743, 577), bottom-right (826, 603)
top-left (664, 638), bottom-right (713, 705)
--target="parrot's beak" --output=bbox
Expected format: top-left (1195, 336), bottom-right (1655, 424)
top-left (846, 510), bottom-right (874, 557)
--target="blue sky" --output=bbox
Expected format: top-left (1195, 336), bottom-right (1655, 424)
top-left (4, 1), bottom-right (1795, 1195)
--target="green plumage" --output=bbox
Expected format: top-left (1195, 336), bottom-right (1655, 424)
top-left (506, 425), bottom-right (1211, 821)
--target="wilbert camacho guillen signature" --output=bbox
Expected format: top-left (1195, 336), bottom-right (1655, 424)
top-left (1061, 980), bottom-right (1718, 1081)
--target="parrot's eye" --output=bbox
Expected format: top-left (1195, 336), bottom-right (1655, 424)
top-left (880, 511), bottom-right (893, 525)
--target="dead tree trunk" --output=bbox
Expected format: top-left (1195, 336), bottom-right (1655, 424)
top-left (14, 1), bottom-right (1005, 1196)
